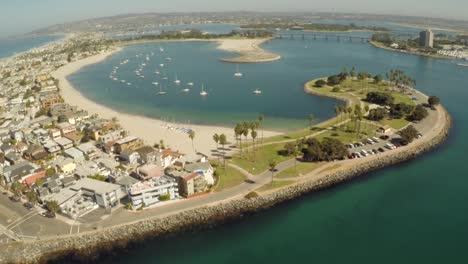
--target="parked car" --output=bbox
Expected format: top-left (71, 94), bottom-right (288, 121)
top-left (354, 152), bottom-right (362, 158)
top-left (378, 147), bottom-right (386, 153)
top-left (380, 135), bottom-right (390, 140)
top-left (10, 196), bottom-right (20, 202)
top-left (372, 137), bottom-right (380, 143)
top-left (366, 138), bottom-right (374, 145)
top-left (360, 150), bottom-right (369, 157)
top-left (23, 202), bottom-right (34, 210)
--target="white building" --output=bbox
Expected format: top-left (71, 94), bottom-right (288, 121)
top-left (184, 161), bottom-right (215, 185)
top-left (128, 175), bottom-right (178, 209)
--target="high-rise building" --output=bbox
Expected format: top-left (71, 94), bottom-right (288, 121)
top-left (419, 29), bottom-right (434, 48)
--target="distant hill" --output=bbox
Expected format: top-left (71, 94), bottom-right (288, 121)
top-left (30, 11), bottom-right (468, 35)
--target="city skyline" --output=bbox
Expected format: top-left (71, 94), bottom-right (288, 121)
top-left (1, 0), bottom-right (468, 36)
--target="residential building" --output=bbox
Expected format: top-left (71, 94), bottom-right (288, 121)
top-left (184, 161), bottom-right (215, 185)
top-left (55, 137), bottom-right (73, 150)
top-left (23, 144), bottom-right (48, 161)
top-left (56, 122), bottom-right (76, 136)
top-left (114, 136), bottom-right (144, 154)
top-left (155, 149), bottom-right (184, 168)
top-left (133, 164), bottom-right (164, 181)
top-left (419, 29), bottom-right (434, 48)
top-left (119, 149), bottom-right (140, 165)
top-left (2, 160), bottom-right (45, 185)
top-left (128, 175), bottom-right (178, 209)
top-left (63, 147), bottom-right (85, 162)
top-left (42, 140), bottom-right (61, 154)
top-left (40, 93), bottom-right (62, 108)
top-left (56, 158), bottom-right (76, 175)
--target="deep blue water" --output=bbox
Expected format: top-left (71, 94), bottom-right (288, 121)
top-left (0, 35), bottom-right (62, 59)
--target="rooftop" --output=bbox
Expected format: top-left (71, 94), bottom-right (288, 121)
top-left (71, 177), bottom-right (121, 195)
top-left (129, 175), bottom-right (176, 194)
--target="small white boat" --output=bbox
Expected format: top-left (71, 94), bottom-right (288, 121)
top-left (159, 64), bottom-right (164, 67)
top-left (140, 75), bottom-right (145, 79)
top-left (182, 88), bottom-right (190, 93)
top-left (142, 63), bottom-right (146, 66)
top-left (127, 82), bottom-right (132, 86)
top-left (254, 89), bottom-right (262, 94)
top-left (200, 84), bottom-right (208, 96)
top-left (155, 71), bottom-right (160, 75)
top-left (234, 64), bottom-right (243, 77)
top-left (174, 74), bottom-right (180, 85)
top-left (162, 77), bottom-right (168, 80)
top-left (152, 82), bottom-right (159, 86)
top-left (187, 82), bottom-right (194, 86)
top-left (158, 85), bottom-right (166, 95)
top-left (458, 63), bottom-right (468, 67)
top-left (165, 57), bottom-right (172, 61)
top-left (120, 80), bottom-right (126, 83)
top-left (159, 47), bottom-right (164, 52)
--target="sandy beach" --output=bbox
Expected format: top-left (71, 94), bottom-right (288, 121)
top-left (52, 41), bottom-right (281, 156)
top-left (217, 38), bottom-right (281, 63)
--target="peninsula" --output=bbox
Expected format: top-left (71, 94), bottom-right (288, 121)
top-left (0, 34), bottom-right (451, 264)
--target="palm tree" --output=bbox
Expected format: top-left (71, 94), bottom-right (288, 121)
top-left (46, 200), bottom-right (60, 214)
top-left (26, 191), bottom-right (38, 205)
top-left (234, 123), bottom-right (243, 157)
top-left (269, 160), bottom-right (277, 183)
top-left (251, 130), bottom-right (258, 162)
top-left (188, 130), bottom-right (196, 152)
top-left (219, 134), bottom-right (227, 167)
top-left (308, 114), bottom-right (315, 135)
top-left (335, 106), bottom-right (341, 128)
top-left (241, 122), bottom-right (249, 155)
top-left (258, 113), bottom-right (264, 144)
top-left (213, 133), bottom-right (220, 150)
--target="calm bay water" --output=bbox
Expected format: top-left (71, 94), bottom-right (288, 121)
top-left (65, 27), bottom-right (468, 263)
top-left (0, 35), bottom-right (62, 59)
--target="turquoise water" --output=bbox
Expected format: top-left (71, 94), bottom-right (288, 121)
top-left (0, 35), bottom-right (62, 59)
top-left (65, 29), bottom-right (468, 263)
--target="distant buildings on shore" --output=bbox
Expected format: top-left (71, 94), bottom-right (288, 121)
top-left (419, 29), bottom-right (434, 48)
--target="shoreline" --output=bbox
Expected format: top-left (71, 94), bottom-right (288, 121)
top-left (116, 37), bottom-right (281, 63)
top-left (369, 40), bottom-right (453, 60)
top-left (0, 99), bottom-right (451, 264)
top-left (52, 43), bottom-right (281, 156)
top-left (0, 36), bottom-right (453, 264)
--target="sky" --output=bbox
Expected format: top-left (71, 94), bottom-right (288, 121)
top-left (1, 0), bottom-right (467, 36)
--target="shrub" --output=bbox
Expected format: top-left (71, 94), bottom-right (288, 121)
top-left (331, 87), bottom-right (341, 92)
top-left (159, 194), bottom-right (171, 201)
top-left (365, 92), bottom-right (394, 105)
top-left (315, 79), bottom-right (327, 87)
top-left (245, 192), bottom-right (259, 199)
top-left (407, 105), bottom-right (428, 122)
top-left (367, 108), bottom-right (387, 121)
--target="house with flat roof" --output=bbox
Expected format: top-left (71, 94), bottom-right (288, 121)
top-left (56, 158), bottom-right (76, 175)
top-left (64, 147), bottom-right (85, 162)
top-left (56, 122), bottom-right (76, 136)
top-left (70, 178), bottom-right (125, 209)
top-left (184, 161), bottom-right (215, 185)
top-left (55, 137), bottom-right (73, 150)
top-left (42, 140), bottom-right (61, 154)
top-left (114, 136), bottom-right (144, 154)
top-left (128, 175), bottom-right (178, 209)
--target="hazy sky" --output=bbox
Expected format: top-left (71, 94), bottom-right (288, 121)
top-left (1, 0), bottom-right (467, 36)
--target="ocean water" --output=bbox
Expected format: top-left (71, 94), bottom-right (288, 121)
top-left (0, 35), bottom-right (62, 59)
top-left (62, 27), bottom-right (468, 263)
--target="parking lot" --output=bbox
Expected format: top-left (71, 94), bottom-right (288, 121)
top-left (0, 191), bottom-right (71, 243)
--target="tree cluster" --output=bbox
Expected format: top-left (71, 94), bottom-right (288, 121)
top-left (399, 125), bottom-right (419, 145)
top-left (407, 105), bottom-right (428, 122)
top-left (300, 138), bottom-right (348, 162)
top-left (365, 92), bottom-right (395, 105)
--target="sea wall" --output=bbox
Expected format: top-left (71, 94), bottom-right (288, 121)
top-left (0, 106), bottom-right (451, 264)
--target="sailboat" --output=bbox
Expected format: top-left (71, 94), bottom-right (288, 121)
top-left (200, 84), bottom-right (208, 96)
top-left (159, 46), bottom-right (164, 52)
top-left (187, 82), bottom-right (194, 86)
top-left (152, 82), bottom-right (159, 86)
top-left (158, 84), bottom-right (167, 95)
top-left (182, 87), bottom-right (190, 93)
top-left (234, 64), bottom-right (243, 77)
top-left (253, 88), bottom-right (262, 94)
top-left (174, 74), bottom-right (181, 85)
top-left (155, 71), bottom-right (160, 75)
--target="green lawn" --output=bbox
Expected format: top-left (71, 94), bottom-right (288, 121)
top-left (379, 118), bottom-right (410, 130)
top-left (257, 181), bottom-right (296, 192)
top-left (317, 164), bottom-right (342, 174)
top-left (314, 121), bottom-right (379, 144)
top-left (231, 143), bottom-right (290, 175)
top-left (275, 162), bottom-right (325, 178)
top-left (213, 165), bottom-right (247, 192)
